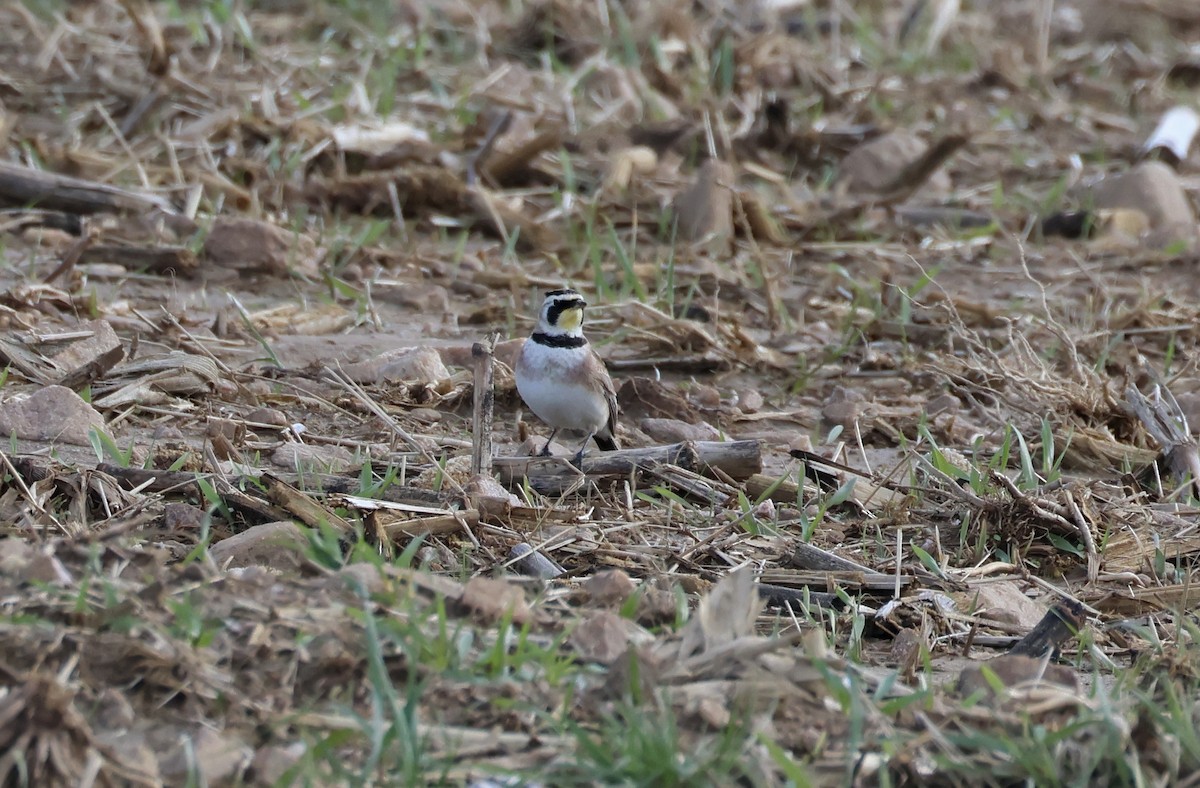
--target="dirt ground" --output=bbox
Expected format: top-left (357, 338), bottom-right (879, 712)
top-left (1, 0), bottom-right (1200, 785)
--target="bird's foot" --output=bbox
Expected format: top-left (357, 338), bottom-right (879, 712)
top-left (570, 448), bottom-right (587, 468)
top-left (538, 443), bottom-right (553, 457)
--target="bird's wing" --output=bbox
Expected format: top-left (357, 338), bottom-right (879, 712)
top-left (591, 347), bottom-right (620, 439)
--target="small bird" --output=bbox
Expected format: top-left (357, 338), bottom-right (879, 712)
top-left (515, 288), bottom-right (619, 464)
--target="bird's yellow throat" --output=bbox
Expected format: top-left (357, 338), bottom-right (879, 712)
top-left (557, 307), bottom-right (583, 331)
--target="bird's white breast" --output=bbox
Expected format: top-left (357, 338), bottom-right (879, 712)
top-left (516, 339), bottom-right (608, 433)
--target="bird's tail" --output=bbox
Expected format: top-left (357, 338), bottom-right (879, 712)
top-left (593, 432), bottom-right (619, 452)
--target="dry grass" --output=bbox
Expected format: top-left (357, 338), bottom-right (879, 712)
top-left (1, 0), bottom-right (1200, 784)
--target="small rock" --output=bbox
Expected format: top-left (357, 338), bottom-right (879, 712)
top-left (752, 498), bottom-right (776, 520)
top-left (163, 503), bottom-right (206, 532)
top-left (51, 319), bottom-right (123, 382)
top-left (93, 687), bottom-right (137, 730)
top-left (951, 580), bottom-right (1045, 631)
top-left (409, 407), bottom-right (442, 424)
top-left (789, 433), bottom-right (814, 454)
top-left (694, 695), bottom-right (732, 730)
top-left (157, 727), bottom-right (252, 784)
top-left (153, 424), bottom-right (185, 440)
top-left (738, 388), bottom-right (764, 414)
top-left (936, 447), bottom-right (973, 476)
top-left (95, 729), bottom-right (160, 784)
top-left (1174, 389), bottom-right (1200, 430)
top-left (24, 550), bottom-right (74, 585)
top-left (246, 407), bottom-right (289, 428)
top-left (0, 538), bottom-right (33, 573)
top-left (458, 576), bottom-right (532, 626)
top-left (466, 474), bottom-right (522, 516)
top-left (272, 443), bottom-right (354, 473)
top-left (206, 417), bottom-right (245, 444)
top-left (339, 261), bottom-right (367, 282)
top-left (0, 385), bottom-right (107, 445)
top-left (342, 346), bottom-right (450, 386)
top-left (889, 628), bottom-right (925, 677)
top-left (202, 216), bottom-right (319, 277)
top-left (412, 454), bottom-right (472, 491)
top-left (635, 587), bottom-right (678, 627)
top-left (570, 611), bottom-right (635, 664)
top-left (956, 653), bottom-right (1079, 700)
top-left (584, 569), bottom-right (636, 606)
top-left (821, 399), bottom-right (861, 428)
top-left (228, 566), bottom-right (284, 588)
top-left (208, 521), bottom-right (310, 573)
top-left (243, 380), bottom-right (273, 397)
top-left (376, 282), bottom-right (450, 314)
top-left (640, 418), bottom-right (722, 443)
top-left (331, 562), bottom-right (387, 595)
top-left (822, 385), bottom-right (866, 429)
top-left (689, 384), bottom-right (722, 409)
top-left (926, 393), bottom-right (961, 415)
top-left (838, 131), bottom-right (952, 196)
top-left (250, 742), bottom-right (307, 787)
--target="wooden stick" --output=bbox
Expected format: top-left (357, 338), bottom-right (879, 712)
top-left (98, 464), bottom-right (458, 509)
top-left (79, 244), bottom-right (199, 277)
top-left (0, 161), bottom-right (176, 216)
top-left (0, 208), bottom-right (84, 235)
top-left (481, 127), bottom-right (563, 187)
top-left (508, 543), bottom-right (565, 579)
top-left (494, 440), bottom-right (762, 494)
top-left (895, 206), bottom-right (995, 229)
top-left (874, 133), bottom-right (968, 201)
top-left (642, 463), bottom-right (734, 505)
top-left (760, 568), bottom-right (911, 592)
top-left (381, 509), bottom-right (478, 539)
top-left (756, 582), bottom-right (839, 610)
top-left (261, 473), bottom-right (355, 532)
top-left (742, 472), bottom-right (805, 505)
top-left (0, 335), bottom-right (54, 384)
top-left (470, 335), bottom-right (497, 477)
top-left (465, 110), bottom-right (512, 187)
top-left (43, 226), bottom-right (94, 284)
top-left (1125, 383), bottom-right (1200, 500)
top-left (790, 541), bottom-right (877, 574)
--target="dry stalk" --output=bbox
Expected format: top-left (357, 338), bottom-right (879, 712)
top-left (470, 333), bottom-right (499, 477)
top-left (1063, 488), bottom-right (1099, 583)
top-left (325, 364), bottom-right (468, 498)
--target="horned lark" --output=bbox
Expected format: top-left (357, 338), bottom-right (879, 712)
top-left (515, 289), bottom-right (619, 464)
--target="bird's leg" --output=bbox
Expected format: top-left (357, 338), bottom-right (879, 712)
top-left (571, 434), bottom-right (594, 468)
top-left (539, 429), bottom-right (559, 457)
